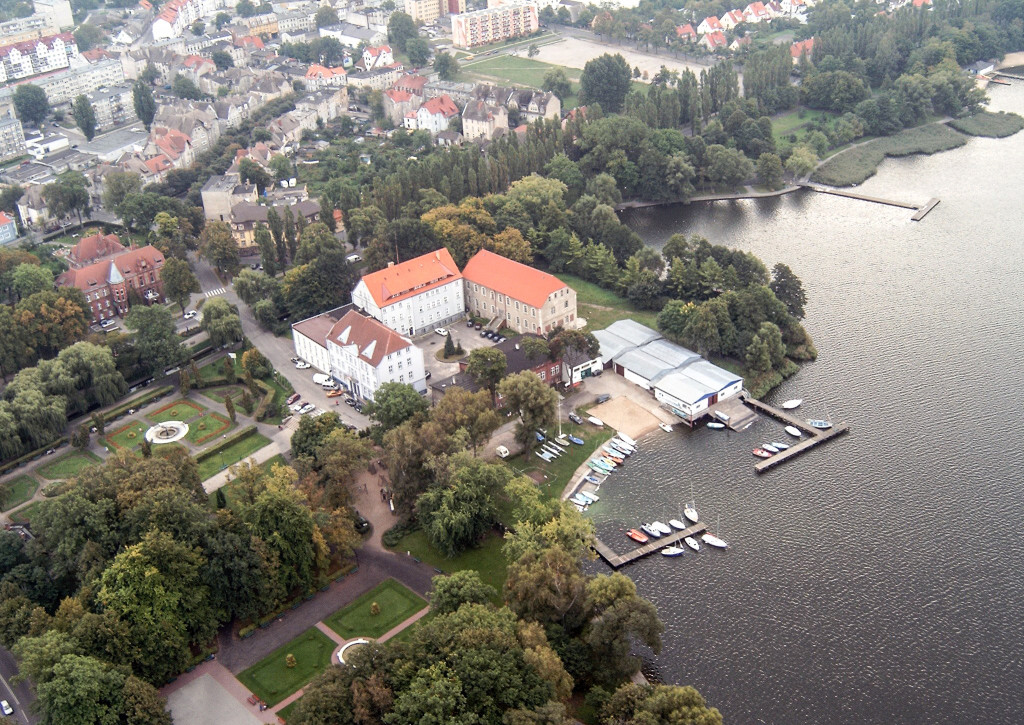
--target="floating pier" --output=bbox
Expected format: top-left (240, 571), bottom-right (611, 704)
top-left (995, 71), bottom-right (1024, 81)
top-left (798, 184), bottom-right (938, 221)
top-left (911, 198), bottom-right (940, 221)
top-left (742, 397), bottom-right (850, 473)
top-left (593, 522), bottom-right (708, 568)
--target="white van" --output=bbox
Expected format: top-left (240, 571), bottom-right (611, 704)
top-left (346, 254), bottom-right (361, 264)
top-left (312, 373), bottom-right (332, 386)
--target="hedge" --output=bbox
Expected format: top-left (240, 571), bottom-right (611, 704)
top-left (0, 437), bottom-right (70, 476)
top-left (104, 386), bottom-right (175, 422)
top-left (252, 379), bottom-right (276, 422)
top-left (194, 425), bottom-right (259, 465)
top-left (381, 520), bottom-right (420, 548)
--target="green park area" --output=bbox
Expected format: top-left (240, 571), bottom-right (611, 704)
top-left (195, 430), bottom-right (272, 481)
top-left (463, 54), bottom-right (578, 90)
top-left (147, 399), bottom-right (207, 423)
top-left (37, 450), bottom-right (103, 480)
top-left (556, 273), bottom-right (659, 331)
top-left (184, 413), bottom-right (234, 446)
top-left (323, 579), bottom-right (426, 640)
top-left (236, 627), bottom-right (336, 707)
top-left (104, 420), bottom-right (149, 451)
top-left (200, 385), bottom-right (248, 404)
top-left (387, 530), bottom-right (508, 601)
top-left (11, 499), bottom-right (44, 525)
top-left (209, 454), bottom-right (289, 510)
top-left (1, 475), bottom-right (39, 511)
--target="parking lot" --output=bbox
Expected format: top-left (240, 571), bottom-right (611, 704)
top-left (416, 318), bottom-right (502, 384)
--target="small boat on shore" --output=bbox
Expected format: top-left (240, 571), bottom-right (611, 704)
top-left (782, 399), bottom-right (803, 410)
top-left (702, 533), bottom-right (729, 549)
top-left (659, 423), bottom-right (674, 433)
top-left (784, 425), bottom-right (803, 438)
top-left (617, 432), bottom-right (638, 447)
top-left (570, 494), bottom-right (590, 507)
top-left (584, 475), bottom-right (601, 485)
top-left (651, 521), bottom-right (672, 536)
top-left (588, 416), bottom-right (604, 427)
top-left (626, 529), bottom-right (648, 544)
top-left (752, 448), bottom-right (774, 459)
top-left (568, 435), bottom-right (584, 445)
top-left (669, 519), bottom-right (687, 530)
top-left (762, 443), bottom-right (780, 454)
top-left (661, 546), bottom-right (685, 557)
top-left (807, 419), bottom-right (833, 430)
top-left (770, 441), bottom-right (790, 450)
top-left (589, 460), bottom-right (612, 473)
top-left (600, 457), bottom-right (619, 469)
top-left (707, 421), bottom-right (726, 430)
top-left (684, 536), bottom-right (700, 552)
top-left (577, 490), bottom-right (599, 503)
top-left (684, 502), bottom-right (699, 524)
top-left (535, 431), bottom-right (545, 442)
top-left (640, 523), bottom-right (662, 538)
top-left (554, 435), bottom-right (570, 447)
top-left (612, 439), bottom-right (635, 454)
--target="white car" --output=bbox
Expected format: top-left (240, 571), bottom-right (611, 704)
top-left (495, 445), bottom-right (510, 459)
top-left (295, 361), bottom-right (311, 369)
top-left (291, 402), bottom-right (305, 413)
top-left (184, 310), bottom-right (198, 319)
top-left (435, 328), bottom-right (448, 336)
top-left (1, 700), bottom-right (12, 716)
top-left (299, 403), bottom-right (316, 414)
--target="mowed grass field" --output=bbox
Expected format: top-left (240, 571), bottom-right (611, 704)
top-left (37, 450), bottom-right (102, 479)
top-left (323, 579), bottom-right (426, 640)
top-left (237, 627), bottom-right (336, 707)
top-left (1, 475), bottom-right (38, 511)
top-left (463, 55), bottom-right (580, 89)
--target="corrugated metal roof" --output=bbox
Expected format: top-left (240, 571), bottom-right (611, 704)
top-left (655, 371), bottom-right (717, 405)
top-left (603, 319), bottom-right (662, 347)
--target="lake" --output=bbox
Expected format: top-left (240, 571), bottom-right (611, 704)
top-left (601, 82), bottom-right (1024, 724)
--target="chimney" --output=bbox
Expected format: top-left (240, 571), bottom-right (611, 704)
top-left (387, 261), bottom-right (395, 268)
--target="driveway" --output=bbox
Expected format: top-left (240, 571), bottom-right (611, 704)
top-left (417, 322), bottom-right (502, 385)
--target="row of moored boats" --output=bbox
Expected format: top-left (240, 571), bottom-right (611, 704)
top-left (625, 501), bottom-right (729, 554)
top-left (534, 430), bottom-right (586, 463)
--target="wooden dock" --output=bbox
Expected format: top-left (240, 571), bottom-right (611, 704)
top-left (911, 198), bottom-right (940, 221)
top-left (799, 183), bottom-right (919, 209)
top-left (742, 397), bottom-right (850, 473)
top-left (593, 522), bottom-right (708, 568)
top-left (995, 71), bottom-right (1024, 81)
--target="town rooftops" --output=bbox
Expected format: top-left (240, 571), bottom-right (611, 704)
top-left (292, 304), bottom-right (351, 344)
top-left (69, 233), bottom-right (124, 266)
top-left (0, 211), bottom-right (14, 226)
top-left (358, 248), bottom-right (462, 309)
top-left (791, 37), bottom-right (814, 58)
top-left (462, 249), bottom-right (568, 309)
top-left (0, 32), bottom-right (75, 59)
top-left (56, 245), bottom-right (164, 291)
top-left (430, 333), bottom-right (558, 396)
top-left (420, 95), bottom-right (459, 118)
top-left (327, 309), bottom-right (413, 367)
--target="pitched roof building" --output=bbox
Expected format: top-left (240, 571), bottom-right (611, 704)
top-left (56, 243), bottom-right (165, 323)
top-left (68, 232), bottom-right (123, 266)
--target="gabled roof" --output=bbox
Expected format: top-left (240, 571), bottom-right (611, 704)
top-left (420, 94), bottom-right (459, 118)
top-left (462, 249), bottom-right (568, 309)
top-left (790, 37), bottom-right (814, 58)
top-left (676, 23), bottom-right (697, 37)
top-left (746, 2), bottom-right (770, 16)
top-left (722, 9), bottom-right (746, 22)
top-left (56, 245), bottom-right (164, 291)
top-left (0, 211), bottom-right (14, 227)
top-left (702, 31), bottom-right (728, 48)
top-left (145, 155), bottom-right (172, 174)
top-left (700, 15), bottom-right (722, 29)
top-left (327, 309), bottom-right (413, 367)
top-left (0, 32), bottom-right (75, 60)
top-left (385, 88), bottom-right (412, 103)
top-left (357, 248), bottom-right (462, 309)
top-left (69, 233), bottom-right (123, 265)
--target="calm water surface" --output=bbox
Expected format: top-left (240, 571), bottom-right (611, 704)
top-left (602, 83), bottom-right (1024, 724)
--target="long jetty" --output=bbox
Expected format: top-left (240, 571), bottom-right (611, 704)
top-left (593, 522), bottom-right (708, 568)
top-left (742, 397), bottom-right (850, 473)
top-left (798, 183), bottom-right (940, 221)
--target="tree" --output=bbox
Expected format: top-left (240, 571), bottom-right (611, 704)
top-left (132, 81), bottom-right (156, 131)
top-left (584, 573), bottom-right (664, 683)
top-left (201, 298), bottom-right (243, 348)
top-left (497, 372), bottom-right (558, 449)
top-left (528, 43), bottom-right (539, 58)
top-left (214, 11), bottom-right (231, 28)
top-left (315, 5), bottom-right (338, 27)
top-left (236, 0), bottom-right (256, 16)
top-left (253, 225), bottom-right (277, 277)
top-left (43, 171), bottom-right (90, 224)
top-left (179, 367), bottom-right (192, 396)
top-left (429, 571), bottom-right (496, 615)
top-left (222, 355), bottom-right (236, 383)
top-left (434, 51), bottom-right (457, 81)
top-left (243, 473), bottom-right (320, 595)
top-left (225, 393), bottom-right (236, 422)
top-left (241, 348), bottom-right (272, 379)
top-left (124, 304), bottom-right (185, 374)
top-left (756, 152), bottom-right (784, 190)
top-left (36, 654), bottom-right (171, 725)
top-left (102, 171), bottom-right (142, 212)
top-left (211, 50), bottom-right (233, 70)
top-left (579, 54), bottom-right (632, 113)
top-left (601, 683), bottom-right (721, 725)
top-left (431, 387), bottom-right (501, 453)
top-left (417, 459), bottom-right (506, 556)
top-left (172, 74), bottom-right (204, 101)
top-left (13, 84), bottom-right (48, 127)
top-left (365, 382), bottom-right (428, 431)
top-left (160, 257), bottom-right (199, 313)
top-left (542, 67), bottom-right (572, 101)
top-left (387, 11), bottom-right (417, 53)
top-left (191, 19), bottom-right (205, 35)
top-left (785, 145), bottom-right (817, 179)
top-left (406, 36), bottom-right (430, 66)
top-left (238, 158), bottom-right (272, 194)
top-left (200, 221), bottom-right (240, 275)
top-left (466, 348), bottom-right (506, 396)
top-left (73, 23), bottom-right (105, 51)
top-left (233, 269), bottom-right (279, 306)
top-left (10, 263), bottom-right (53, 299)
top-left (770, 262), bottom-right (807, 319)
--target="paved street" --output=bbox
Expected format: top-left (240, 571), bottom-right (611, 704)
top-left (0, 645), bottom-right (38, 724)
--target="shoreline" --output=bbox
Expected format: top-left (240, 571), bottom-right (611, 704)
top-left (615, 184), bottom-right (799, 211)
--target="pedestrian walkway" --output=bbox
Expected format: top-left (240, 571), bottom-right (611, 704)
top-left (205, 287), bottom-right (227, 297)
top-left (162, 660), bottom-right (279, 725)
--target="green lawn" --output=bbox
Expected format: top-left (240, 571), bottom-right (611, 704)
top-left (209, 454), bottom-right (289, 510)
top-left (463, 54), bottom-right (578, 89)
top-left (36, 450), bottom-right (103, 480)
top-left (1, 475), bottom-right (39, 511)
top-left (147, 398), bottom-right (207, 423)
top-left (771, 108), bottom-right (834, 143)
top-left (199, 385), bottom-right (247, 404)
top-left (387, 531), bottom-right (508, 602)
top-left (10, 499), bottom-right (44, 524)
top-left (323, 579), bottom-right (426, 640)
top-left (196, 431), bottom-right (272, 481)
top-left (555, 273), bottom-right (660, 331)
top-left (184, 412), bottom-right (234, 446)
top-left (104, 420), bottom-right (148, 451)
top-left (236, 628), bottom-right (336, 707)
top-left (277, 699), bottom-right (301, 723)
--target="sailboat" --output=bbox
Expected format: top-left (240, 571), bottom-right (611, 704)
top-left (684, 482), bottom-right (698, 523)
top-left (702, 514), bottom-right (729, 549)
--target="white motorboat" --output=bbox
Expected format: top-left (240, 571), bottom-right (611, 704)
top-left (707, 421), bottom-right (726, 430)
top-left (651, 521), bottom-right (672, 535)
top-left (659, 423), bottom-right (674, 433)
top-left (640, 523), bottom-right (661, 538)
top-left (770, 441), bottom-right (790, 450)
top-left (616, 432), bottom-right (638, 447)
top-left (669, 519), bottom-right (688, 530)
top-left (684, 536), bottom-right (700, 552)
top-left (661, 546), bottom-right (685, 557)
top-left (588, 416), bottom-right (604, 427)
top-left (684, 502), bottom-right (699, 524)
top-left (702, 533), bottom-right (729, 549)
top-left (570, 494), bottom-right (590, 507)
top-left (763, 443), bottom-right (780, 454)
top-left (785, 425), bottom-right (803, 438)
top-left (577, 490), bottom-right (599, 503)
top-left (782, 399), bottom-right (803, 410)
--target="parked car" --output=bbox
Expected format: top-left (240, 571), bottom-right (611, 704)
top-left (1, 701), bottom-right (11, 716)
top-left (291, 402), bottom-right (305, 413)
top-left (434, 328), bottom-right (448, 336)
top-left (569, 412), bottom-right (584, 425)
top-left (184, 310), bottom-right (198, 319)
top-left (326, 389), bottom-right (343, 398)
top-left (466, 319), bottom-right (474, 327)
top-left (101, 319), bottom-right (116, 328)
top-left (595, 394), bottom-right (611, 404)
top-left (299, 403), bottom-right (316, 414)
top-left (353, 510), bottom-right (371, 533)
top-left (286, 393), bottom-right (301, 405)
top-left (480, 329), bottom-right (488, 337)
top-left (474, 324), bottom-right (482, 330)
top-left (497, 336), bottom-right (506, 343)
top-left (424, 371), bottom-right (432, 380)
top-left (295, 361), bottom-right (311, 369)
top-left (353, 403), bottom-right (364, 413)
top-left (345, 397), bottom-right (356, 406)
top-left (495, 445), bottom-right (510, 459)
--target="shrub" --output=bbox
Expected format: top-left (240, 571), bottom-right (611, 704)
top-left (381, 520), bottom-right (419, 548)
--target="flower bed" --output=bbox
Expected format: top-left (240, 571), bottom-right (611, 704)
top-left (185, 413), bottom-right (234, 446)
top-left (147, 399), bottom-right (208, 424)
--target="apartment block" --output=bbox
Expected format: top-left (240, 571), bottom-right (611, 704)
top-left (450, 4), bottom-right (538, 49)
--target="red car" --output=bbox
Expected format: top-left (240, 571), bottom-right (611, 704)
top-left (286, 393), bottom-right (301, 405)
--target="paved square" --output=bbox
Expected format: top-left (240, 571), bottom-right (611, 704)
top-left (166, 674), bottom-right (261, 725)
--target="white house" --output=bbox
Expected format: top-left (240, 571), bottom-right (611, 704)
top-left (361, 44), bottom-right (394, 70)
top-left (292, 306), bottom-right (428, 401)
top-left (351, 248), bottom-right (464, 336)
top-left (719, 9), bottom-right (746, 29)
top-left (744, 2), bottom-right (772, 22)
top-left (406, 94), bottom-right (459, 134)
top-left (696, 15), bottom-right (722, 34)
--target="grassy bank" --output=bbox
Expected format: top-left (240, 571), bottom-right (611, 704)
top-left (812, 123), bottom-right (967, 186)
top-left (555, 273), bottom-right (659, 331)
top-left (388, 530), bottom-right (508, 600)
top-left (949, 110), bottom-right (1024, 138)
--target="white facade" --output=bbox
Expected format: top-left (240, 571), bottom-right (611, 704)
top-left (327, 331), bottom-right (426, 401)
top-left (0, 33), bottom-right (78, 84)
top-left (352, 277), bottom-right (463, 336)
top-left (28, 58), bottom-right (124, 104)
top-left (450, 4), bottom-right (538, 49)
top-left (293, 328), bottom-right (331, 373)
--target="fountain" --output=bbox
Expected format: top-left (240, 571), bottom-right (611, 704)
top-left (145, 421), bottom-right (189, 445)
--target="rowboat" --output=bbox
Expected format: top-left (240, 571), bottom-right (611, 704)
top-left (752, 448), bottom-right (773, 459)
top-left (782, 399), bottom-right (803, 409)
top-left (684, 536), bottom-right (700, 552)
top-left (588, 416), bottom-right (604, 427)
top-left (588, 460), bottom-right (612, 473)
top-left (611, 439), bottom-right (635, 454)
top-left (568, 435), bottom-right (584, 445)
top-left (702, 533), bottom-right (729, 549)
top-left (535, 431), bottom-right (545, 442)
top-left (626, 529), bottom-right (648, 543)
top-left (584, 475), bottom-right (601, 485)
top-left (659, 423), bottom-right (674, 433)
top-left (661, 546), bottom-right (685, 557)
top-left (807, 419), bottom-right (833, 430)
top-left (616, 432), bottom-right (637, 447)
top-left (669, 519), bottom-right (687, 530)
top-left (554, 435), bottom-right (570, 447)
top-left (784, 425), bottom-right (802, 438)
top-left (770, 441), bottom-right (790, 450)
top-left (707, 421), bottom-right (726, 430)
top-left (640, 523), bottom-right (661, 538)
top-left (577, 490), bottom-right (599, 503)
top-left (651, 521), bottom-right (672, 535)
top-left (762, 443), bottom-right (780, 454)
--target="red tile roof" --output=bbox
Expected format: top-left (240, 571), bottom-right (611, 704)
top-left (145, 155), bottom-right (172, 174)
top-left (69, 233), bottom-right (123, 265)
top-left (703, 31), bottom-right (727, 48)
top-left (327, 309), bottom-right (413, 367)
top-left (385, 88), bottom-right (412, 103)
top-left (57, 245), bottom-right (164, 291)
top-left (0, 32), bottom-right (75, 60)
top-left (676, 23), bottom-right (696, 38)
top-left (358, 248), bottom-right (461, 309)
top-left (0, 211), bottom-right (13, 226)
top-left (700, 16), bottom-right (722, 30)
top-left (790, 37), bottom-right (814, 58)
top-left (235, 35), bottom-right (264, 49)
top-left (462, 249), bottom-right (568, 309)
top-left (421, 94), bottom-right (459, 118)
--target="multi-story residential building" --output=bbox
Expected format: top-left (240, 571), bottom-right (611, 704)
top-left (33, 0), bottom-right (73, 29)
top-left (406, 0), bottom-right (465, 25)
top-left (359, 44), bottom-right (393, 70)
top-left (238, 13), bottom-right (279, 37)
top-left (462, 248), bottom-right (578, 335)
top-left (461, 99), bottom-right (507, 141)
top-left (200, 173), bottom-right (257, 221)
top-left (0, 116), bottom-right (27, 162)
top-left (229, 199), bottom-right (319, 252)
top-left (22, 58), bottom-right (124, 104)
top-left (0, 15), bottom-right (57, 45)
top-left (55, 238), bottom-right (166, 323)
top-left (450, 4), bottom-right (538, 49)
top-left (319, 23), bottom-right (385, 48)
top-left (83, 85), bottom-right (137, 128)
top-left (304, 64), bottom-right (347, 90)
top-left (405, 94), bottom-right (458, 134)
top-left (383, 88), bottom-right (420, 125)
top-left (696, 15), bottom-right (722, 34)
top-left (351, 248), bottom-right (464, 336)
top-left (277, 9), bottom-right (317, 33)
top-left (0, 33), bottom-right (78, 84)
top-left (291, 305), bottom-right (428, 401)
top-left (152, 0), bottom-right (222, 40)
top-left (15, 184), bottom-right (46, 226)
top-left (346, 64), bottom-right (402, 90)
top-left (294, 87), bottom-right (348, 123)
top-left (0, 211), bottom-right (17, 245)
top-left (510, 89), bottom-right (560, 122)
top-left (153, 100), bottom-right (219, 153)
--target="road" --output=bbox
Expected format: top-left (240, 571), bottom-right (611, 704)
top-left (0, 647), bottom-right (37, 724)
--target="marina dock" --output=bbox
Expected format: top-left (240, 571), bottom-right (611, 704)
top-left (593, 522), bottom-right (708, 568)
top-left (798, 184), bottom-right (939, 221)
top-left (742, 397), bottom-right (850, 473)
top-left (911, 198), bottom-right (940, 221)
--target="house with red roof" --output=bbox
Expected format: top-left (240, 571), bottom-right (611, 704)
top-left (700, 31), bottom-right (728, 51)
top-left (675, 24), bottom-right (697, 42)
top-left (360, 45), bottom-right (394, 70)
top-left (790, 37), bottom-right (814, 63)
top-left (351, 248), bottom-right (464, 336)
top-left (697, 16), bottom-right (722, 35)
top-left (291, 306), bottom-right (428, 400)
top-left (68, 233), bottom-right (124, 267)
top-left (147, 127), bottom-right (193, 169)
top-left (55, 243), bottom-right (166, 323)
top-left (720, 9), bottom-right (747, 30)
top-left (462, 249), bottom-right (577, 335)
top-left (744, 2), bottom-right (772, 22)
top-left (408, 94), bottom-right (459, 135)
top-left (305, 64), bottom-right (347, 90)
top-left (393, 73), bottom-right (428, 97)
top-left (383, 87), bottom-right (421, 125)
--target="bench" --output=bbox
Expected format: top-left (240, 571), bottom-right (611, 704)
top-left (247, 694), bottom-right (260, 705)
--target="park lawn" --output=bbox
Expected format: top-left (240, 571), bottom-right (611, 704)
top-left (387, 531), bottom-right (507, 602)
top-left (324, 579), bottom-right (427, 640)
top-left (236, 628), bottom-right (336, 707)
top-left (37, 450), bottom-right (103, 480)
top-left (196, 431), bottom-right (272, 481)
top-left (277, 699), bottom-right (301, 723)
top-left (463, 55), bottom-right (579, 89)
top-left (147, 398), bottom-right (207, 423)
top-left (1, 475), bottom-right (39, 511)
top-left (104, 420), bottom-right (148, 451)
top-left (199, 385), bottom-right (248, 405)
top-left (184, 412), bottom-right (234, 446)
top-left (771, 108), bottom-right (834, 142)
top-left (208, 454), bottom-right (289, 510)
top-left (556, 273), bottom-right (660, 331)
top-left (10, 499), bottom-right (44, 524)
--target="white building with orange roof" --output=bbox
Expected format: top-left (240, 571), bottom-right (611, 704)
top-left (407, 94), bottom-right (459, 134)
top-left (361, 45), bottom-right (394, 70)
top-left (744, 2), bottom-right (771, 22)
top-left (305, 64), bottom-right (347, 90)
top-left (696, 15), bottom-right (722, 34)
top-left (351, 248), bottom-right (464, 336)
top-left (719, 9), bottom-right (746, 29)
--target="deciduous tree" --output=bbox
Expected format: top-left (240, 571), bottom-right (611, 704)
top-left (200, 221), bottom-right (239, 275)
top-left (579, 53), bottom-right (632, 113)
top-left (124, 305), bottom-right (185, 374)
top-left (365, 382), bottom-right (428, 431)
top-left (466, 348), bottom-right (506, 397)
top-left (496, 372), bottom-right (558, 449)
top-left (200, 298), bottom-right (243, 348)
top-left (160, 257), bottom-right (199, 313)
top-left (13, 84), bottom-right (48, 126)
top-left (132, 81), bottom-right (156, 131)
